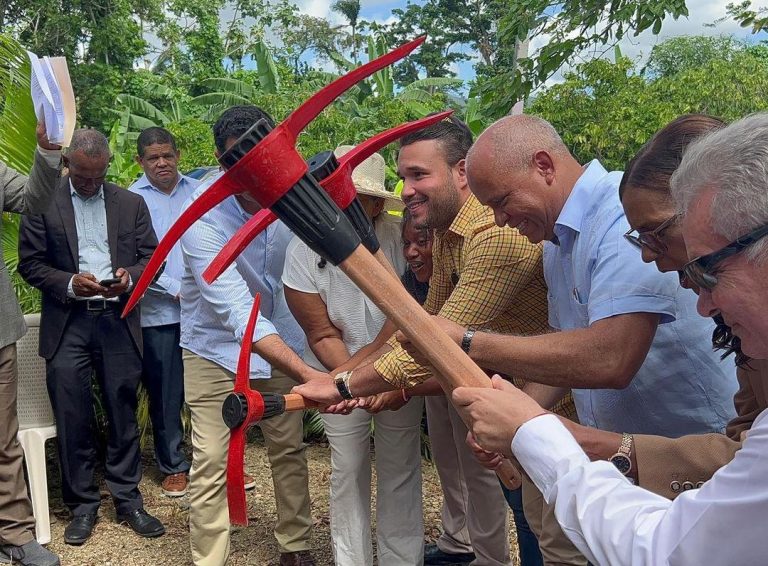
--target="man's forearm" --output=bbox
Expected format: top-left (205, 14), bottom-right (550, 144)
top-left (469, 328), bottom-right (641, 389)
top-left (560, 418), bottom-right (638, 482)
top-left (346, 362), bottom-right (398, 397)
top-left (253, 334), bottom-right (322, 384)
top-left (523, 382), bottom-right (568, 411)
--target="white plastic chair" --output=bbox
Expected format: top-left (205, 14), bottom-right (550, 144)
top-left (16, 313), bottom-right (56, 545)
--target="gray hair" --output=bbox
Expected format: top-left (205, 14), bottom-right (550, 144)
top-left (468, 114), bottom-right (569, 173)
top-left (671, 112), bottom-right (768, 263)
top-left (66, 128), bottom-right (111, 159)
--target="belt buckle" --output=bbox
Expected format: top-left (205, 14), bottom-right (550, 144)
top-left (86, 300), bottom-right (106, 311)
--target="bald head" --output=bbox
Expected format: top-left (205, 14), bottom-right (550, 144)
top-left (466, 115), bottom-right (580, 244)
top-left (467, 115), bottom-right (569, 176)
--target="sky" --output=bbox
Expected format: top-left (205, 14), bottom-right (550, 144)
top-left (288, 0), bottom-right (768, 87)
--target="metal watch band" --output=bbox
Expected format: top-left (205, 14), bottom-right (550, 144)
top-left (461, 329), bottom-right (476, 354)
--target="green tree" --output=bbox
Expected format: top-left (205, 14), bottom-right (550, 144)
top-left (529, 37), bottom-right (768, 171)
top-left (480, 0), bottom-right (689, 118)
top-left (332, 0), bottom-right (362, 64)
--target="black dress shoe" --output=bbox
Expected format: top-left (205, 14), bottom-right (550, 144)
top-left (115, 508), bottom-right (165, 538)
top-left (424, 542), bottom-right (476, 565)
top-left (64, 513), bottom-right (97, 545)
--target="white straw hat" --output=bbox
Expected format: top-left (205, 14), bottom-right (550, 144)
top-left (334, 145), bottom-right (404, 212)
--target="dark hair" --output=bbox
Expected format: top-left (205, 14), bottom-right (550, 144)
top-left (619, 114), bottom-right (725, 200)
top-left (401, 207), bottom-right (430, 242)
top-left (213, 105), bottom-right (275, 154)
top-left (712, 315), bottom-right (751, 368)
top-left (399, 114), bottom-right (473, 166)
top-left (137, 127), bottom-right (177, 157)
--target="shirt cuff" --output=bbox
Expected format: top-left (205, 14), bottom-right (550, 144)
top-left (67, 275), bottom-right (76, 298)
top-left (164, 277), bottom-right (181, 299)
top-left (511, 414), bottom-right (591, 498)
top-left (36, 146), bottom-right (62, 168)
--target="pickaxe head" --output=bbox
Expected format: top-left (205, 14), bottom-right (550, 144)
top-left (201, 110), bottom-right (453, 284)
top-left (122, 36), bottom-right (427, 317)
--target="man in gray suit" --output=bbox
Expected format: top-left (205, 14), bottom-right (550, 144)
top-left (0, 123), bottom-right (61, 566)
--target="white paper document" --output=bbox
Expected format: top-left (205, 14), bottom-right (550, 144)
top-left (27, 51), bottom-right (76, 147)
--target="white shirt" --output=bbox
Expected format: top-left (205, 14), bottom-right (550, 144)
top-left (512, 411), bottom-right (768, 566)
top-left (281, 213), bottom-right (405, 371)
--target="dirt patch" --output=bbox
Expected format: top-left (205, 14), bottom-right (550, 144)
top-left (45, 436), bottom-right (520, 565)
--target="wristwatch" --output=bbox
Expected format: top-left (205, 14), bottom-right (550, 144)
top-left (334, 370), bottom-right (354, 400)
top-left (610, 433), bottom-right (633, 476)
top-left (461, 329), bottom-right (476, 354)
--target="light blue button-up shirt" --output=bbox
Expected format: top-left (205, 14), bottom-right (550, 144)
top-left (178, 174), bottom-right (306, 377)
top-left (66, 182), bottom-right (117, 301)
top-left (544, 160), bottom-right (737, 437)
top-left (128, 173), bottom-right (200, 327)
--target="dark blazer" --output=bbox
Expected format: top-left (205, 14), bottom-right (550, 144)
top-left (18, 177), bottom-right (157, 359)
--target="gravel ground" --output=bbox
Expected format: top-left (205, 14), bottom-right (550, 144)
top-left (44, 433), bottom-right (520, 565)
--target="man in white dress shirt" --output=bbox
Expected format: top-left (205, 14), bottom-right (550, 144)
top-left (453, 112), bottom-right (768, 565)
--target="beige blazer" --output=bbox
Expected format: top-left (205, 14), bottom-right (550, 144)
top-left (634, 358), bottom-right (768, 498)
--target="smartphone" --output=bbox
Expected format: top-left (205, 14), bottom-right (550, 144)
top-left (99, 277), bottom-right (121, 287)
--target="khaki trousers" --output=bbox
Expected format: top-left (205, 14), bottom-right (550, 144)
top-left (0, 343), bottom-right (36, 546)
top-left (521, 475), bottom-right (586, 566)
top-left (183, 352), bottom-right (312, 566)
top-left (426, 394), bottom-right (511, 566)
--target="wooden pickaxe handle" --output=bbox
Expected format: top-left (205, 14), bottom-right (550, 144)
top-left (338, 245), bottom-right (522, 489)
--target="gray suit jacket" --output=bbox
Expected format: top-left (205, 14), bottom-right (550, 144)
top-left (0, 150), bottom-right (60, 349)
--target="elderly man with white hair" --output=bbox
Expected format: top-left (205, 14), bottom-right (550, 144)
top-left (453, 111), bottom-right (768, 565)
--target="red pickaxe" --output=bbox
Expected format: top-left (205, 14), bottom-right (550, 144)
top-left (122, 36), bottom-right (427, 317)
top-left (201, 110), bottom-right (453, 285)
top-left (222, 292), bottom-right (319, 525)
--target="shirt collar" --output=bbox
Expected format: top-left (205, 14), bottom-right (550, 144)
top-left (132, 172), bottom-right (187, 196)
top-left (69, 179), bottom-right (104, 201)
top-left (446, 193), bottom-right (484, 239)
top-left (555, 160), bottom-right (608, 235)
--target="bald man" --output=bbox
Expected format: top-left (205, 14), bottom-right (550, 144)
top-left (420, 115), bottom-right (738, 564)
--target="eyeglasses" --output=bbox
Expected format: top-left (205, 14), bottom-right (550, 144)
top-left (683, 222), bottom-right (768, 290)
top-left (624, 214), bottom-right (679, 254)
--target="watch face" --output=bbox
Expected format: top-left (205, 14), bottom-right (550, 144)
top-left (610, 454), bottom-right (632, 475)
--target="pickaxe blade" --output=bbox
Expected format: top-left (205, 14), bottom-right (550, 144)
top-left (122, 36), bottom-right (427, 317)
top-left (201, 110), bottom-right (453, 284)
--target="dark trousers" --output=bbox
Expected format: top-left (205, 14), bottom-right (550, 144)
top-left (502, 484), bottom-right (543, 566)
top-left (46, 306), bottom-right (143, 516)
top-left (141, 324), bottom-right (189, 475)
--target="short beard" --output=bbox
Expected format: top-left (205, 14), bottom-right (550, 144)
top-left (418, 179), bottom-right (461, 231)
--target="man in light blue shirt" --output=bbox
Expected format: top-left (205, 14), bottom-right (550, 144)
top-left (128, 127), bottom-right (199, 497)
top-left (178, 105), bottom-right (327, 566)
top-left (435, 115), bottom-right (738, 564)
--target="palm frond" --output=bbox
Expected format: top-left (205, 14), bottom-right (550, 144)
top-left (199, 77), bottom-right (257, 98)
top-left (0, 35), bottom-right (37, 172)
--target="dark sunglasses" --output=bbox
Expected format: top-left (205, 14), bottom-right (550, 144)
top-left (624, 214), bottom-right (679, 254)
top-left (683, 222), bottom-right (768, 290)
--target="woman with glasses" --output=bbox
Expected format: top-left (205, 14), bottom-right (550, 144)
top-left (559, 114), bottom-right (767, 500)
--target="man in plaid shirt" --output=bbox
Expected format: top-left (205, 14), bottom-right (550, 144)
top-left (295, 116), bottom-right (576, 566)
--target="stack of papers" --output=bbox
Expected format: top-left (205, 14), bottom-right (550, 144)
top-left (27, 51), bottom-right (76, 147)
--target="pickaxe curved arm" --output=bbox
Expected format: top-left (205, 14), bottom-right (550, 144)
top-left (201, 110), bottom-right (453, 284)
top-left (222, 292), bottom-right (317, 525)
top-left (122, 36), bottom-right (427, 318)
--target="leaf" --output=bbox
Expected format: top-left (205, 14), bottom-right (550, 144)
top-left (405, 77), bottom-right (464, 91)
top-left (199, 77), bottom-right (257, 98)
top-left (252, 40), bottom-right (280, 94)
top-left (116, 94), bottom-right (170, 126)
top-left (190, 92), bottom-right (253, 107)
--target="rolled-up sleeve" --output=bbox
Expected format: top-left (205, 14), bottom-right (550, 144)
top-left (586, 215), bottom-right (678, 325)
